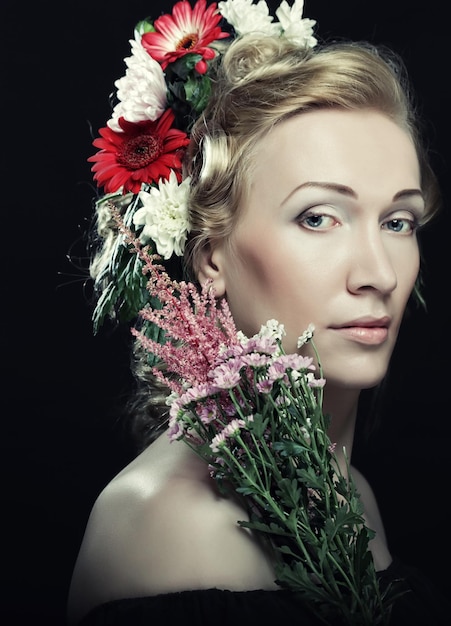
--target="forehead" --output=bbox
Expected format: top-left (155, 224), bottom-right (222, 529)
top-left (251, 108), bottom-right (420, 196)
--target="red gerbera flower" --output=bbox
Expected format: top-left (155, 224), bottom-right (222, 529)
top-left (88, 108), bottom-right (190, 194)
top-left (141, 0), bottom-right (229, 75)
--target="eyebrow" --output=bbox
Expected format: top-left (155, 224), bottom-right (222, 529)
top-left (283, 181), bottom-right (424, 204)
top-left (392, 188), bottom-right (425, 202)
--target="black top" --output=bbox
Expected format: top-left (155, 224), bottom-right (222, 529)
top-left (78, 558), bottom-right (449, 625)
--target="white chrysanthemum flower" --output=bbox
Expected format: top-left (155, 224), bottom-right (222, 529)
top-left (259, 319), bottom-right (286, 341)
top-left (218, 0), bottom-right (281, 36)
top-left (297, 323), bottom-right (315, 348)
top-left (276, 0), bottom-right (317, 48)
top-left (236, 330), bottom-right (250, 347)
top-left (107, 35), bottom-right (167, 132)
top-left (133, 172), bottom-right (191, 259)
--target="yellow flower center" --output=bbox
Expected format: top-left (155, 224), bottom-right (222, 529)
top-left (177, 33), bottom-right (199, 50)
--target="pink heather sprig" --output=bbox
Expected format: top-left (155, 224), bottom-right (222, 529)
top-left (135, 280), bottom-right (239, 393)
top-left (107, 201), bottom-right (239, 394)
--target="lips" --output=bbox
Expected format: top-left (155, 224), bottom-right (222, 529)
top-left (332, 316), bottom-right (391, 329)
top-left (330, 317), bottom-right (391, 345)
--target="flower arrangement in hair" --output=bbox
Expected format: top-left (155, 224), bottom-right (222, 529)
top-left (88, 0), bottom-right (317, 332)
top-left (88, 1), bottom-right (403, 624)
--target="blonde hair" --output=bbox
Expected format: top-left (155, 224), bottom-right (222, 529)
top-left (184, 34), bottom-right (439, 278)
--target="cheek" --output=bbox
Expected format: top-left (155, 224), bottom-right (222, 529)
top-left (397, 246), bottom-right (421, 296)
top-left (228, 241), bottom-right (329, 344)
top-left (391, 246), bottom-right (421, 330)
top-left (223, 238), bottom-right (295, 331)
top-left (232, 241), bottom-right (306, 299)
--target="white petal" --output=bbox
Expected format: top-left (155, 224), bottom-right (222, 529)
top-left (107, 35), bottom-right (167, 131)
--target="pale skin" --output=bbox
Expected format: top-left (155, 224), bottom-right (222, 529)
top-left (67, 109), bottom-right (424, 624)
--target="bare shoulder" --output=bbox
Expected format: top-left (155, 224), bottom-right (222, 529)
top-left (67, 433), bottom-right (277, 624)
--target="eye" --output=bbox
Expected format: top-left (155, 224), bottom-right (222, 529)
top-left (297, 210), bottom-right (338, 230)
top-left (382, 215), bottom-right (419, 234)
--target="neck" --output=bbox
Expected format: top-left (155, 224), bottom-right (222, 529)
top-left (322, 386), bottom-right (360, 475)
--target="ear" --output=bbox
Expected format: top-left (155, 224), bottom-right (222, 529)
top-left (197, 243), bottom-right (226, 297)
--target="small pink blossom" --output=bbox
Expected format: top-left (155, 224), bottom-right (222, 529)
top-left (197, 400), bottom-right (219, 425)
top-left (223, 418), bottom-right (246, 437)
top-left (210, 431), bottom-right (227, 453)
top-left (209, 359), bottom-right (242, 389)
top-left (244, 335), bottom-right (280, 355)
top-left (267, 361), bottom-right (290, 383)
top-left (273, 353), bottom-right (315, 371)
top-left (167, 417), bottom-right (185, 441)
top-left (307, 375), bottom-right (326, 389)
top-left (241, 352), bottom-right (272, 368)
top-left (179, 381), bottom-right (219, 405)
top-left (256, 378), bottom-right (274, 394)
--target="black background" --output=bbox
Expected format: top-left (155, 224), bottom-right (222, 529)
top-left (2, 1), bottom-right (449, 624)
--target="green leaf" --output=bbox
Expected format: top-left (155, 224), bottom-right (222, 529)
top-left (239, 519), bottom-right (289, 537)
top-left (273, 440), bottom-right (311, 457)
top-left (274, 478), bottom-right (301, 507)
top-left (135, 18), bottom-right (156, 34)
top-left (245, 412), bottom-right (268, 438)
top-left (184, 75), bottom-right (212, 113)
top-left (92, 282), bottom-right (118, 333)
top-left (167, 54), bottom-right (202, 80)
top-left (168, 79), bottom-right (187, 103)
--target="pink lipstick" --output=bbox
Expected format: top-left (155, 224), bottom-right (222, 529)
top-left (330, 317), bottom-right (390, 345)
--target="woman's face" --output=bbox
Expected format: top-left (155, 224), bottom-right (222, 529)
top-left (201, 109), bottom-right (424, 390)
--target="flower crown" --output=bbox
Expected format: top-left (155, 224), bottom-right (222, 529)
top-left (89, 0), bottom-right (317, 332)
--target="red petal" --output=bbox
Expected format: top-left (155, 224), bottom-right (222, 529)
top-left (155, 108), bottom-right (177, 136)
top-left (141, 32), bottom-right (173, 60)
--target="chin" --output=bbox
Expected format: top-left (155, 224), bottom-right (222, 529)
top-left (323, 362), bottom-right (389, 391)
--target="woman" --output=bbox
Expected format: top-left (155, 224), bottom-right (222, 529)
top-left (67, 1), bottom-right (448, 624)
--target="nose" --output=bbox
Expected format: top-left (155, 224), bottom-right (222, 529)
top-left (347, 227), bottom-right (398, 296)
